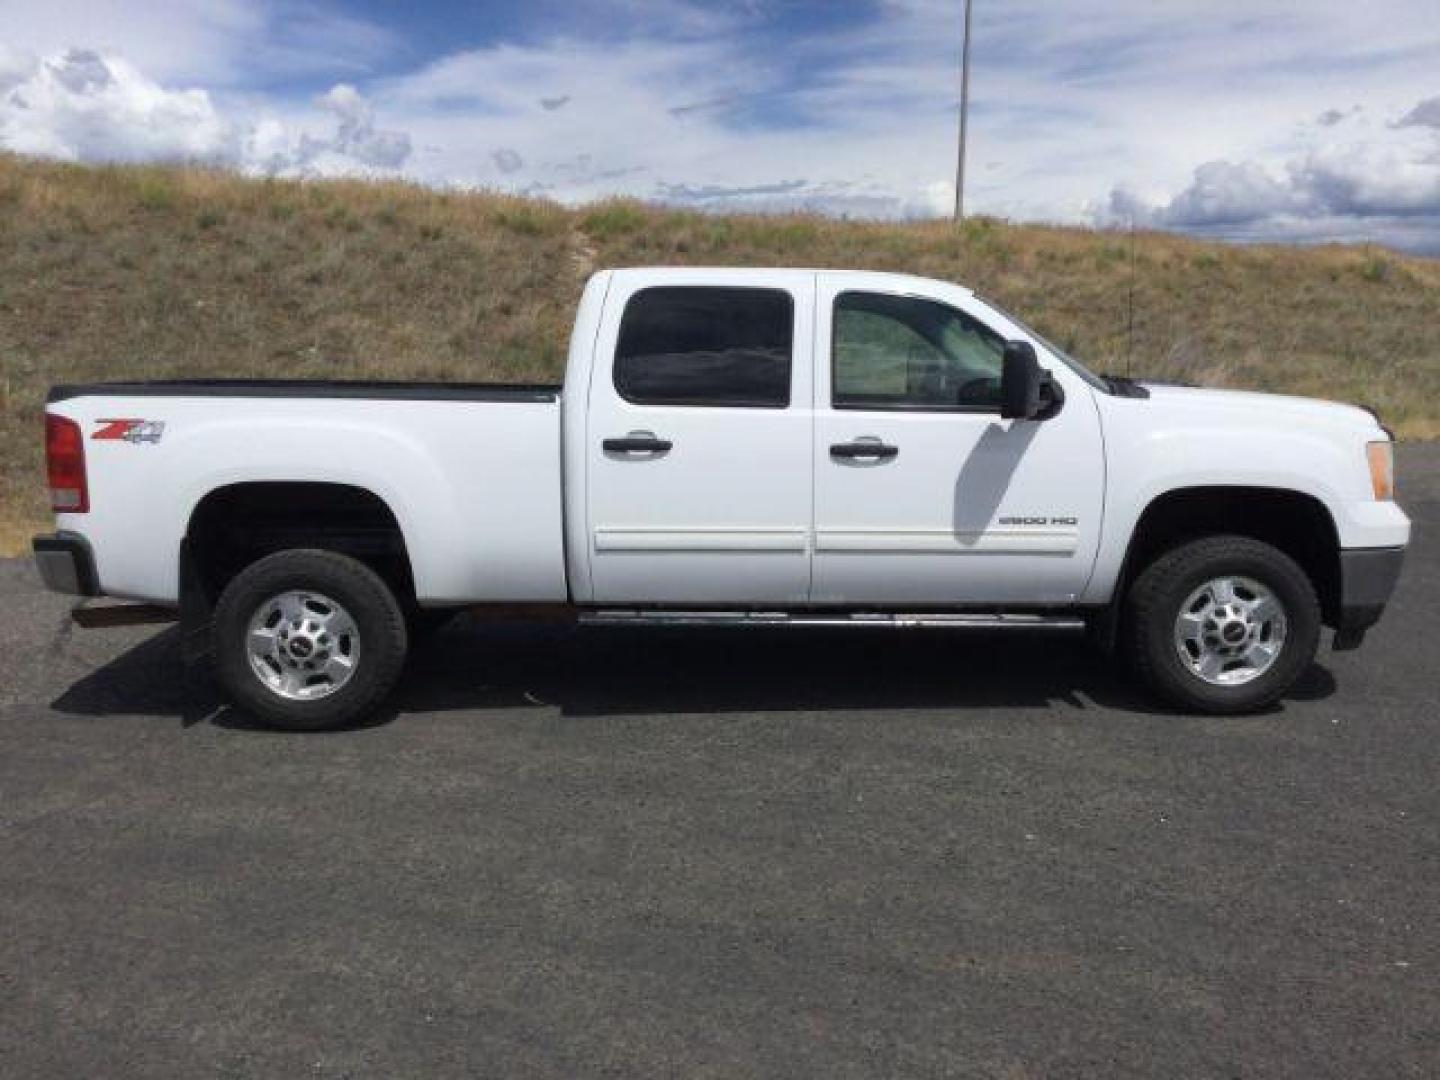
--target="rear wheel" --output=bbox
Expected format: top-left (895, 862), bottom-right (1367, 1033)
top-left (1124, 535), bottom-right (1320, 714)
top-left (212, 549), bottom-right (409, 730)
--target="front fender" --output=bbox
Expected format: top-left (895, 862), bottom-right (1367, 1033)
top-left (1082, 406), bottom-right (1404, 604)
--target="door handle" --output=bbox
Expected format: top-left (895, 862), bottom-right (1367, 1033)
top-left (830, 440), bottom-right (898, 461)
top-left (603, 433), bottom-right (673, 454)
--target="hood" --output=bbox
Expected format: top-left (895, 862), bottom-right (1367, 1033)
top-left (1137, 382), bottom-right (1384, 437)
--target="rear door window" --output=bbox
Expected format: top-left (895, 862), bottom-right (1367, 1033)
top-left (615, 287), bottom-right (794, 408)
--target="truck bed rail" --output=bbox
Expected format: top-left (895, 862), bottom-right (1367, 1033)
top-left (47, 380), bottom-right (561, 404)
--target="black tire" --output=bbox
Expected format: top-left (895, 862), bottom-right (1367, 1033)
top-left (1124, 535), bottom-right (1321, 714)
top-left (212, 549), bottom-right (409, 731)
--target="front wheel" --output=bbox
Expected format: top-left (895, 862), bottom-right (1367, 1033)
top-left (1124, 535), bottom-right (1321, 714)
top-left (212, 549), bottom-right (409, 730)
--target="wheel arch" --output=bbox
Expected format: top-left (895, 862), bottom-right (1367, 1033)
top-left (1114, 485), bottom-right (1342, 627)
top-left (183, 480), bottom-right (417, 609)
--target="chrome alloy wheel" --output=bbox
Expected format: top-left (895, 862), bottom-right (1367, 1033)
top-left (1174, 575), bottom-right (1288, 687)
top-left (246, 590), bottom-right (361, 701)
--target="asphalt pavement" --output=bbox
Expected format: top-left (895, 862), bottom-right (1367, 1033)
top-left (2, 447), bottom-right (1437, 1078)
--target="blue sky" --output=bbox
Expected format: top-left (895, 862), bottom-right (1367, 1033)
top-left (1, 0), bottom-right (1438, 251)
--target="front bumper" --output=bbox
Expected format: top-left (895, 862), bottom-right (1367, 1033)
top-left (1333, 545), bottom-right (1405, 648)
top-left (33, 532), bottom-right (99, 597)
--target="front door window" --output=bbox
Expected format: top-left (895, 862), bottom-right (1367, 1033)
top-left (832, 291), bottom-right (1007, 413)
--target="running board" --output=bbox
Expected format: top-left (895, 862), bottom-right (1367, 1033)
top-left (579, 610), bottom-right (1086, 630)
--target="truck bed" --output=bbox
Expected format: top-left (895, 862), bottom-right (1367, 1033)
top-left (47, 380), bottom-right (561, 404)
top-left (46, 381), bottom-right (568, 604)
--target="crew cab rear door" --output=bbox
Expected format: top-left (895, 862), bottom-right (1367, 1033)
top-left (810, 273), bottom-right (1105, 605)
top-left (584, 270), bottom-right (815, 604)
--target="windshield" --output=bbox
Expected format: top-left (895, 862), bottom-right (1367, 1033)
top-left (971, 296), bottom-right (1111, 393)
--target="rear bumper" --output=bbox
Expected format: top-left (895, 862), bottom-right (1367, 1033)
top-left (32, 532), bottom-right (99, 597)
top-left (1334, 545), bottom-right (1405, 644)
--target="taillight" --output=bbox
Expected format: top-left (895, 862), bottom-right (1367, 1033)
top-left (45, 414), bottom-right (89, 513)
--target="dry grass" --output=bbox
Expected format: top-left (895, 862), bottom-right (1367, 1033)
top-left (2, 153), bottom-right (1438, 553)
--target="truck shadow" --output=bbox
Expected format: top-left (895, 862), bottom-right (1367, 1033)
top-left (49, 615), bottom-right (1337, 728)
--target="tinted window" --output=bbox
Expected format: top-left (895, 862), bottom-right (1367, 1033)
top-left (833, 291), bottom-right (1007, 412)
top-left (615, 287), bottom-right (793, 408)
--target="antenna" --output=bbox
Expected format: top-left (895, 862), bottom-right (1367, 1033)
top-left (1126, 215), bottom-right (1137, 378)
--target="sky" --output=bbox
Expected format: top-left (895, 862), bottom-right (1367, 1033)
top-left (1, 0), bottom-right (1438, 252)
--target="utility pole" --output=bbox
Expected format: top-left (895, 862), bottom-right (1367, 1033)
top-left (954, 0), bottom-right (973, 221)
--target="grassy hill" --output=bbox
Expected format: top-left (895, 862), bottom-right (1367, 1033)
top-left (2, 153), bottom-right (1438, 553)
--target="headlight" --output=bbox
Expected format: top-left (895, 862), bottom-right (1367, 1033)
top-left (1367, 441), bottom-right (1395, 501)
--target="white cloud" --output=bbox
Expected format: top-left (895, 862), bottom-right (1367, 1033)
top-left (0, 48), bottom-right (414, 177)
top-left (0, 49), bottom-right (231, 162)
top-left (353, 35), bottom-right (967, 219)
top-left (1154, 161), bottom-right (1302, 228)
top-left (307, 83), bottom-right (411, 169)
top-left (1, 0), bottom-right (1438, 250)
top-left (1098, 106), bottom-right (1440, 251)
top-left (0, 0), bottom-right (395, 85)
top-left (878, 0), bottom-right (1440, 229)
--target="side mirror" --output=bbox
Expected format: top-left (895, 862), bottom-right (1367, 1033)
top-left (1000, 341), bottom-right (1064, 421)
top-left (1001, 341), bottom-right (1043, 420)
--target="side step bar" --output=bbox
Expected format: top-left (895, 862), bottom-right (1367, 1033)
top-left (69, 602), bottom-right (1086, 633)
top-left (579, 610), bottom-right (1086, 630)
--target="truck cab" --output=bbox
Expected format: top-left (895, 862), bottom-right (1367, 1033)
top-left (569, 269), bottom-right (1103, 607)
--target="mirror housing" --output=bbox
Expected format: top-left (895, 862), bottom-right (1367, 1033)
top-left (1001, 341), bottom-right (1043, 420)
top-left (1000, 341), bottom-right (1064, 421)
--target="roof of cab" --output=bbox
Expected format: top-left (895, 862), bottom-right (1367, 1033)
top-left (602, 266), bottom-right (975, 295)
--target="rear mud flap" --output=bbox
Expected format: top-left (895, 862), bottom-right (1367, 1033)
top-left (179, 539), bottom-right (214, 666)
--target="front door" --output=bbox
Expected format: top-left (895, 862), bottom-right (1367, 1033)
top-left (810, 274), bottom-right (1105, 605)
top-left (585, 271), bottom-right (815, 604)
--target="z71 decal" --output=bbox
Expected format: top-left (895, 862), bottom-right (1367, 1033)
top-left (92, 419), bottom-right (166, 444)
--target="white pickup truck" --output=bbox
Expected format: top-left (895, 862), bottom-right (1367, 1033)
top-left (35, 267), bottom-right (1409, 728)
